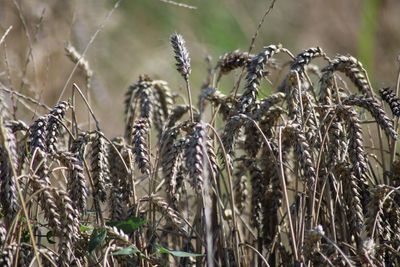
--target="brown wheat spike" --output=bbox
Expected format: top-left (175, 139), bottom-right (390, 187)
top-left (337, 106), bottom-right (368, 182)
top-left (110, 137), bottom-right (133, 202)
top-left (253, 92), bottom-right (286, 120)
top-left (18, 244), bottom-right (34, 266)
top-left (124, 75), bottom-right (148, 118)
top-left (283, 124), bottom-right (316, 187)
top-left (247, 160), bottom-right (265, 229)
top-left (139, 79), bottom-right (155, 122)
top-left (170, 33), bottom-right (191, 80)
top-left (57, 151), bottom-right (88, 213)
top-left (322, 55), bottom-right (373, 97)
top-left (381, 194), bottom-right (396, 245)
top-left (319, 70), bottom-right (336, 105)
top-left (29, 115), bottom-right (48, 155)
top-left (29, 117), bottom-right (50, 185)
top-left (153, 80), bottom-right (175, 133)
top-left (41, 189), bottom-right (63, 232)
top-left (0, 244), bottom-right (16, 267)
top-left (199, 87), bottom-right (233, 119)
top-left (39, 247), bottom-right (60, 266)
top-left (54, 189), bottom-right (80, 266)
top-left (162, 138), bottom-right (186, 206)
top-left (124, 75), bottom-right (154, 139)
top-left (0, 92), bottom-right (10, 121)
top-left (260, 143), bottom-right (282, 249)
top-left (374, 191), bottom-right (399, 247)
top-left (384, 190), bottom-right (400, 252)
top-left (259, 107), bottom-right (286, 138)
top-left (166, 105), bottom-right (191, 128)
top-left (142, 195), bottom-right (186, 233)
top-left (217, 50), bottom-right (252, 75)
top-left (235, 178), bottom-right (248, 214)
top-left (379, 87), bottom-right (400, 117)
top-left (303, 93), bottom-right (320, 143)
top-left (343, 95), bottom-right (397, 139)
top-left (291, 47), bottom-right (326, 73)
top-left (206, 135), bottom-right (219, 180)
top-left (199, 87), bottom-right (229, 106)
top-left (109, 137), bottom-right (130, 220)
top-left (122, 148), bottom-right (135, 203)
top-left (131, 118), bottom-right (151, 175)
top-left (238, 44), bottom-right (282, 113)
top-left (46, 101), bottom-right (70, 154)
top-left (243, 122), bottom-right (262, 157)
top-left (221, 114), bottom-right (247, 168)
top-left (153, 80), bottom-right (174, 118)
top-left (185, 123), bottom-right (209, 192)
top-left (32, 179), bottom-right (62, 234)
top-left (70, 131), bottom-right (90, 159)
top-left (335, 163), bottom-right (365, 248)
top-left (0, 221), bottom-right (6, 246)
top-left (0, 123), bottom-right (19, 223)
top-left (281, 71), bottom-right (305, 125)
top-left (365, 186), bottom-right (388, 241)
top-left (260, 109), bottom-right (290, 183)
top-left (65, 42), bottom-right (93, 88)
top-left (337, 105), bottom-right (370, 211)
top-left (90, 131), bottom-right (110, 202)
top-left (325, 113), bottom-right (346, 167)
top-left (160, 125), bottom-right (180, 161)
top-left (233, 159), bottom-right (248, 213)
top-left (152, 86), bottom-right (167, 134)
top-left (106, 226), bottom-right (130, 244)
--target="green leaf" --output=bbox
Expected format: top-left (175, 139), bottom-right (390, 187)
top-left (112, 246), bottom-right (141, 256)
top-left (80, 224), bottom-right (94, 233)
top-left (88, 228), bottom-right (107, 253)
top-left (22, 230), bottom-right (30, 243)
top-left (19, 216), bottom-right (28, 223)
top-left (106, 217), bottom-right (147, 234)
top-left (46, 231), bottom-right (56, 244)
top-left (156, 245), bottom-right (203, 258)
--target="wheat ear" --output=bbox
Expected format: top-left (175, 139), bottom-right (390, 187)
top-left (170, 33), bottom-right (194, 122)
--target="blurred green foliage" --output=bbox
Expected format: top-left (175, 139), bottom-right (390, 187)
top-left (117, 0), bottom-right (248, 53)
top-left (358, 0), bottom-right (381, 75)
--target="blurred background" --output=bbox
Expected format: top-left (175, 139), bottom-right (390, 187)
top-left (0, 0), bottom-right (399, 135)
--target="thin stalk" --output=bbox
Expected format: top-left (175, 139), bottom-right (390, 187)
top-left (206, 124), bottom-right (241, 267)
top-left (185, 78), bottom-right (194, 123)
top-left (240, 243), bottom-right (271, 267)
top-left (278, 128), bottom-right (299, 261)
top-left (58, 0), bottom-right (122, 101)
top-left (73, 83), bottom-right (100, 130)
top-left (232, 0), bottom-right (277, 97)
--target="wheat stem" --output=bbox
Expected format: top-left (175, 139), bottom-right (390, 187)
top-left (185, 79), bottom-right (194, 123)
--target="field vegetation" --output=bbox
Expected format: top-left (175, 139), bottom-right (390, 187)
top-left (0, 0), bottom-right (400, 266)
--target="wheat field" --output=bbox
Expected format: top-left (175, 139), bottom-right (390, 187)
top-left (1, 1), bottom-right (400, 267)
